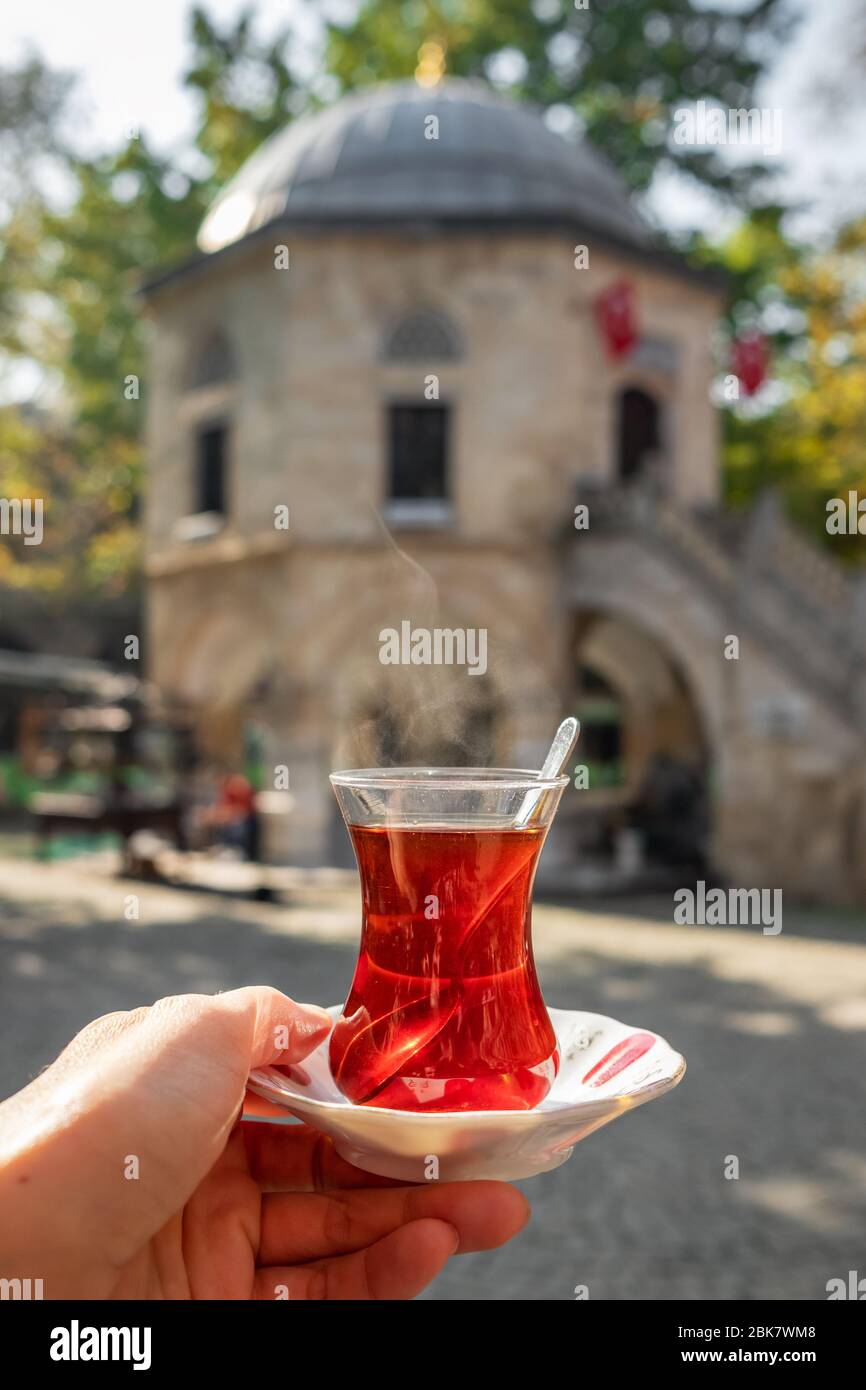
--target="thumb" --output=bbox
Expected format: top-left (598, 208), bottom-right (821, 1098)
top-left (215, 986), bottom-right (332, 1070)
top-left (0, 987), bottom-right (333, 1291)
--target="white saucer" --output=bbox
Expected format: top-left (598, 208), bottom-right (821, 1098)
top-left (247, 1005), bottom-right (686, 1182)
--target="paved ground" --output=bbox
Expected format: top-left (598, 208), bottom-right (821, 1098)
top-left (1, 855), bottom-right (864, 1301)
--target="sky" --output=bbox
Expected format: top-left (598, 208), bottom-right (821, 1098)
top-left (0, 0), bottom-right (323, 154)
top-left (1, 0), bottom-right (864, 237)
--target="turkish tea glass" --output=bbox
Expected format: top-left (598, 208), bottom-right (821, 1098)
top-left (329, 767), bottom-right (569, 1112)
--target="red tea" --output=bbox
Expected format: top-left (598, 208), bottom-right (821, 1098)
top-left (329, 824), bottom-right (558, 1111)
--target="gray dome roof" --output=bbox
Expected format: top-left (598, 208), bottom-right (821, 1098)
top-left (198, 79), bottom-right (650, 253)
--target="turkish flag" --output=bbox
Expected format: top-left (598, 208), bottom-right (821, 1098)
top-left (731, 331), bottom-right (770, 396)
top-left (594, 279), bottom-right (638, 360)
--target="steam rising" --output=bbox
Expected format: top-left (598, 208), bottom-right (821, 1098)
top-left (333, 509), bottom-right (499, 770)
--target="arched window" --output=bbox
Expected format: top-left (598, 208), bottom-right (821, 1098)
top-left (617, 386), bottom-right (662, 483)
top-left (383, 309), bottom-right (461, 362)
top-left (188, 331), bottom-right (238, 391)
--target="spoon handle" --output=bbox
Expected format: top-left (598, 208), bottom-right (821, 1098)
top-left (514, 717), bottom-right (580, 828)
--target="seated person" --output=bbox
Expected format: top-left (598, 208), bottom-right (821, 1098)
top-left (201, 772), bottom-right (260, 860)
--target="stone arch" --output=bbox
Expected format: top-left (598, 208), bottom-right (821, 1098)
top-left (566, 604), bottom-right (715, 869)
top-left (574, 611), bottom-right (712, 786)
top-left (382, 307), bottom-right (462, 362)
top-left (320, 619), bottom-right (505, 771)
top-left (157, 583), bottom-right (285, 763)
top-left (566, 538), bottom-right (727, 760)
top-left (565, 514), bottom-right (734, 862)
top-left (290, 560), bottom-right (556, 771)
top-left (172, 612), bottom-right (270, 708)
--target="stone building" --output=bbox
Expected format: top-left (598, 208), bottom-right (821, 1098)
top-left (141, 78), bottom-right (866, 900)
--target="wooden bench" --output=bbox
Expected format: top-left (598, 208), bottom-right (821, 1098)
top-left (30, 793), bottom-right (186, 869)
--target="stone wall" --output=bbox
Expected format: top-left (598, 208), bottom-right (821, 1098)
top-left (143, 229), bottom-right (722, 561)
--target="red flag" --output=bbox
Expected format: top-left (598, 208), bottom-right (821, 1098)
top-left (731, 331), bottom-right (770, 396)
top-left (594, 279), bottom-right (638, 360)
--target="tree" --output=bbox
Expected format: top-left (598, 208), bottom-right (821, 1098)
top-left (325, 0), bottom-right (794, 203)
top-left (0, 54), bottom-right (75, 368)
top-left (0, 11), bottom-right (302, 644)
top-left (722, 215), bottom-right (866, 560)
top-left (0, 128), bottom-right (185, 631)
top-left (184, 4), bottom-right (302, 187)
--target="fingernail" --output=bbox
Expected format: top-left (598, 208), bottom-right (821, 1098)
top-left (294, 1004), bottom-right (333, 1036)
top-left (443, 1222), bottom-right (461, 1256)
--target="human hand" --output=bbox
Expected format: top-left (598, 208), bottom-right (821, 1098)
top-left (0, 987), bottom-right (529, 1299)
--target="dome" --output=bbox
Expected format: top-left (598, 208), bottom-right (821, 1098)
top-left (198, 78), bottom-right (651, 254)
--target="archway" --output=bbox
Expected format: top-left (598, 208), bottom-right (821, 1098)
top-left (567, 611), bottom-right (712, 879)
top-left (169, 606), bottom-right (280, 767)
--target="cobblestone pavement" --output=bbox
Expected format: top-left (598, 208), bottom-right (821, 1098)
top-left (1, 857), bottom-right (865, 1302)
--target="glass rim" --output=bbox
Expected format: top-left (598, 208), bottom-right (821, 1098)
top-left (330, 766), bottom-right (570, 792)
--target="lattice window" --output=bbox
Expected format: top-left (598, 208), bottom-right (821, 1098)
top-left (383, 310), bottom-right (461, 362)
top-left (188, 331), bottom-right (238, 390)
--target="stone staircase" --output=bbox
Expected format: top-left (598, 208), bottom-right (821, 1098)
top-left (573, 483), bottom-right (866, 731)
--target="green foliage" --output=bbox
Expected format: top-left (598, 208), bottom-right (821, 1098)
top-left (0, 54), bottom-right (73, 361)
top-left (0, 405), bottom-right (140, 601)
top-left (185, 4), bottom-right (301, 185)
top-left (0, 127), bottom-right (198, 603)
top-left (722, 216), bottom-right (866, 558)
top-left (0, 11), bottom-right (299, 613)
top-left (0, 53), bottom-right (75, 182)
top-left (325, 0), bottom-right (793, 198)
top-left (41, 140), bottom-right (203, 432)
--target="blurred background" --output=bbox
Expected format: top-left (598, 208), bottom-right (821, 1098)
top-left (1, 0), bottom-right (865, 1300)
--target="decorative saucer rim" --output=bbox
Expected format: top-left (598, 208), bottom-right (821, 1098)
top-left (247, 1004), bottom-right (687, 1122)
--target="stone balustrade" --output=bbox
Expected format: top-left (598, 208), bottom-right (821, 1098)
top-left (570, 479), bottom-right (863, 725)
